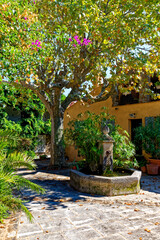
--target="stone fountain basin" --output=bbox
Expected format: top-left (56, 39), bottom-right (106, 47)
top-left (70, 169), bottom-right (141, 196)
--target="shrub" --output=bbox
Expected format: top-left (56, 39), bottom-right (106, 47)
top-left (0, 130), bottom-right (45, 223)
top-left (134, 117), bottom-right (160, 159)
top-left (0, 83), bottom-right (51, 155)
top-left (64, 110), bottom-right (136, 172)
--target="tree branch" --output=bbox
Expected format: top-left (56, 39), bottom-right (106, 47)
top-left (2, 80), bottom-right (52, 114)
top-left (104, 0), bottom-right (111, 14)
top-left (82, 83), bottom-right (115, 103)
top-left (61, 87), bottom-right (81, 112)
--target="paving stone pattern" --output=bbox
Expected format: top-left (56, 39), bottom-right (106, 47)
top-left (1, 169), bottom-right (160, 240)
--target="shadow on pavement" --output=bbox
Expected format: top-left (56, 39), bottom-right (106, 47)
top-left (17, 159), bottom-right (160, 212)
top-left (18, 161), bottom-right (104, 211)
top-left (140, 174), bottom-right (160, 194)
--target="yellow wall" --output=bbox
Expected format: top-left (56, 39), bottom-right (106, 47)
top-left (64, 97), bottom-right (160, 161)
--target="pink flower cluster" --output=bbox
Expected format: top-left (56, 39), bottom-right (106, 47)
top-left (69, 35), bottom-right (91, 47)
top-left (31, 40), bottom-right (42, 49)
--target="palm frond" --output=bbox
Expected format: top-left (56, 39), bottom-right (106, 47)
top-left (0, 196), bottom-right (33, 222)
top-left (0, 130), bottom-right (45, 222)
top-left (13, 175), bottom-right (45, 194)
top-left (3, 152), bottom-right (36, 172)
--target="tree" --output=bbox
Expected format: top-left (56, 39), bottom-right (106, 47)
top-left (1, 0), bottom-right (159, 166)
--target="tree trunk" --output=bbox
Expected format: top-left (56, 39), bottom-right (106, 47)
top-left (49, 89), bottom-right (65, 167)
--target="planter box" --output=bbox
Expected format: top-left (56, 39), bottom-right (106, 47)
top-left (70, 169), bottom-right (142, 196)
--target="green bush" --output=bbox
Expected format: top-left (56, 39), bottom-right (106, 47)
top-left (110, 126), bottom-right (135, 161)
top-left (134, 117), bottom-right (160, 159)
top-left (113, 158), bottom-right (139, 169)
top-left (64, 110), bottom-right (136, 172)
top-left (0, 83), bottom-right (51, 155)
top-left (0, 130), bottom-right (45, 223)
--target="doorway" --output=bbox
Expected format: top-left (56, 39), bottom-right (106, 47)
top-left (131, 119), bottom-right (142, 155)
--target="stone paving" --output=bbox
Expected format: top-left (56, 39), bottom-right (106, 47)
top-left (1, 169), bottom-right (160, 240)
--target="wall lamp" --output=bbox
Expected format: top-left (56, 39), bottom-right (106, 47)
top-left (129, 113), bottom-right (136, 118)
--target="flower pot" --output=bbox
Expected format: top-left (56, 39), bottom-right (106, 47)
top-left (146, 164), bottom-right (159, 175)
top-left (148, 159), bottom-right (160, 166)
top-left (148, 159), bottom-right (160, 174)
top-left (141, 166), bottom-right (147, 173)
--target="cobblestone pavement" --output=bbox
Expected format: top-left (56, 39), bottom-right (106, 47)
top-left (1, 169), bottom-right (160, 240)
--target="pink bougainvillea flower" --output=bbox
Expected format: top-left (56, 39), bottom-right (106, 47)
top-left (31, 40), bottom-right (42, 48)
top-left (74, 35), bottom-right (79, 40)
top-left (82, 38), bottom-right (92, 46)
top-left (69, 36), bottom-right (91, 48)
top-left (77, 40), bottom-right (81, 45)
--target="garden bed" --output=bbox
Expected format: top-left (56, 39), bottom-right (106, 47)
top-left (70, 169), bottom-right (141, 196)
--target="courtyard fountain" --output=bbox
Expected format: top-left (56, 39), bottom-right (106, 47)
top-left (70, 126), bottom-right (141, 196)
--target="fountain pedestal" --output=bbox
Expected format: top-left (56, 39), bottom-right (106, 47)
top-left (100, 139), bottom-right (114, 171)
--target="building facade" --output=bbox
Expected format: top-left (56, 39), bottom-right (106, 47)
top-left (64, 74), bottom-right (160, 161)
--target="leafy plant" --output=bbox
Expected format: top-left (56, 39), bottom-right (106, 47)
top-left (0, 130), bottom-right (45, 223)
top-left (134, 117), bottom-right (160, 159)
top-left (113, 158), bottom-right (139, 170)
top-left (103, 168), bottom-right (133, 177)
top-left (0, 83), bottom-right (51, 155)
top-left (65, 110), bottom-right (136, 172)
top-left (110, 127), bottom-right (135, 161)
top-left (135, 155), bottom-right (147, 167)
top-left (1, 0), bottom-right (159, 166)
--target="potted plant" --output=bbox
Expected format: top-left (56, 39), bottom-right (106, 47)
top-left (146, 164), bottom-right (159, 175)
top-left (135, 155), bottom-right (147, 173)
top-left (134, 117), bottom-right (160, 174)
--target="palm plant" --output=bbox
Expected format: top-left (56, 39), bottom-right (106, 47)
top-left (0, 130), bottom-right (45, 223)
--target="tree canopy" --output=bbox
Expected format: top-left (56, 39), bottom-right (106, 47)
top-left (1, 0), bottom-right (160, 166)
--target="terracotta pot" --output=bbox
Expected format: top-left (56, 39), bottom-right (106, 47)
top-left (148, 159), bottom-right (160, 174)
top-left (147, 164), bottom-right (159, 175)
top-left (148, 159), bottom-right (160, 166)
top-left (141, 166), bottom-right (147, 173)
